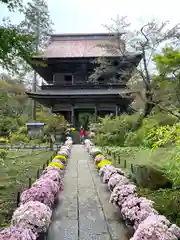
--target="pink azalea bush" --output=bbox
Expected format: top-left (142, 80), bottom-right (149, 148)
top-left (99, 164), bottom-right (115, 178)
top-left (108, 173), bottom-right (130, 191)
top-left (169, 224), bottom-right (180, 239)
top-left (57, 150), bottom-right (69, 157)
top-left (33, 178), bottom-right (60, 196)
top-left (0, 226), bottom-right (37, 240)
top-left (20, 183), bottom-right (57, 207)
top-left (110, 183), bottom-right (137, 206)
top-left (121, 195), bottom-right (158, 228)
top-left (11, 201), bottom-right (52, 233)
top-left (102, 167), bottom-right (125, 184)
top-left (84, 139), bottom-right (94, 152)
top-left (130, 214), bottom-right (180, 240)
top-left (41, 169), bottom-right (62, 183)
top-left (94, 155), bottom-right (105, 164)
top-left (42, 165), bottom-right (63, 176)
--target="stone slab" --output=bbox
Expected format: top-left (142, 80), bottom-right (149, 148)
top-left (47, 219), bottom-right (78, 240)
top-left (47, 145), bottom-right (129, 240)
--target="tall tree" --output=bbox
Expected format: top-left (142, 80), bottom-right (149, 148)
top-left (20, 0), bottom-right (53, 120)
top-left (152, 47), bottom-right (180, 118)
top-left (89, 16), bottom-right (180, 129)
top-left (0, 2), bottom-right (34, 74)
top-left (0, 0), bottom-right (35, 72)
top-left (0, 0), bottom-right (22, 11)
top-left (21, 0), bottom-right (53, 52)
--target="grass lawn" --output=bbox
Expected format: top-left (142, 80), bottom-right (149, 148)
top-left (0, 149), bottom-right (53, 227)
top-left (103, 146), bottom-right (180, 226)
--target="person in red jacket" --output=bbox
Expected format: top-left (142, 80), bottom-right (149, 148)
top-left (79, 127), bottom-right (85, 143)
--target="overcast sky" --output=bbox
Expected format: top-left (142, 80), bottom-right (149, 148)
top-left (0, 0), bottom-right (180, 33)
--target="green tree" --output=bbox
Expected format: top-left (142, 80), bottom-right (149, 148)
top-left (0, 0), bottom-right (34, 72)
top-left (20, 0), bottom-right (53, 52)
top-left (0, 19), bottom-right (34, 73)
top-left (89, 16), bottom-right (180, 128)
top-left (152, 48), bottom-right (180, 118)
top-left (0, 0), bottom-right (22, 11)
top-left (20, 0), bottom-right (53, 120)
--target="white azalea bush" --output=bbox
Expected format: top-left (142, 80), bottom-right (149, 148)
top-left (84, 139), bottom-right (180, 240)
top-left (0, 137), bottom-right (73, 240)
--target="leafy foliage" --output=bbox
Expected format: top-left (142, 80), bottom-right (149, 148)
top-left (20, 0), bottom-right (53, 52)
top-left (0, 0), bottom-right (22, 11)
top-left (0, 149), bottom-right (8, 159)
top-left (93, 114), bottom-right (138, 146)
top-left (145, 124), bottom-right (180, 149)
top-left (0, 0), bottom-right (53, 73)
top-left (93, 113), bottom-right (177, 147)
top-left (0, 78), bottom-right (67, 142)
top-left (36, 111), bottom-right (67, 135)
top-left (153, 48), bottom-right (180, 114)
top-left (0, 80), bottom-right (29, 118)
top-left (138, 188), bottom-right (180, 226)
top-left (0, 19), bottom-right (34, 73)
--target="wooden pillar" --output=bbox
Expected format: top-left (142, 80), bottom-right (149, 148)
top-left (115, 105), bottom-right (119, 116)
top-left (71, 105), bottom-right (75, 126)
top-left (94, 105), bottom-right (97, 119)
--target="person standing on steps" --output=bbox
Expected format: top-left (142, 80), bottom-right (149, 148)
top-left (79, 126), bottom-right (85, 143)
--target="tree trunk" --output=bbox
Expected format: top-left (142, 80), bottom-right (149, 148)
top-left (132, 89), bottom-right (155, 131)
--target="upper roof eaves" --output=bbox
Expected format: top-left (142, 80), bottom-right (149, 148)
top-left (49, 33), bottom-right (116, 41)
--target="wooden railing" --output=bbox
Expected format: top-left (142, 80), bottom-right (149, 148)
top-left (41, 82), bottom-right (127, 90)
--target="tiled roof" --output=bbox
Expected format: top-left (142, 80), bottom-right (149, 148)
top-left (39, 33), bottom-right (126, 58)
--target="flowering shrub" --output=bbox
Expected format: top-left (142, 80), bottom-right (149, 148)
top-left (99, 164), bottom-right (115, 177)
top-left (53, 155), bottom-right (67, 160)
top-left (90, 147), bottom-right (102, 158)
top-left (51, 158), bottom-right (64, 166)
top-left (0, 137), bottom-right (73, 240)
top-left (121, 196), bottom-right (158, 229)
top-left (33, 178), bottom-right (60, 195)
top-left (48, 161), bottom-right (64, 169)
top-left (57, 150), bottom-right (69, 158)
top-left (108, 173), bottom-right (129, 191)
top-left (130, 214), bottom-right (180, 240)
top-left (53, 155), bottom-right (67, 163)
top-left (42, 166), bottom-right (62, 175)
top-left (102, 167), bottom-right (125, 184)
top-left (11, 201), bottom-right (52, 233)
top-left (97, 160), bottom-right (112, 169)
top-left (94, 154), bottom-right (105, 164)
top-left (84, 139), bottom-right (93, 152)
top-left (0, 226), bottom-right (37, 240)
top-left (41, 169), bottom-right (62, 183)
top-left (84, 139), bottom-right (180, 240)
top-left (110, 183), bottom-right (137, 206)
top-left (20, 185), bottom-right (56, 207)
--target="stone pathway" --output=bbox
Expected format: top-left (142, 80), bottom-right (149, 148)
top-left (47, 145), bottom-right (129, 240)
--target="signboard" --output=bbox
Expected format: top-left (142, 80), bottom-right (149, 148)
top-left (26, 122), bottom-right (45, 136)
